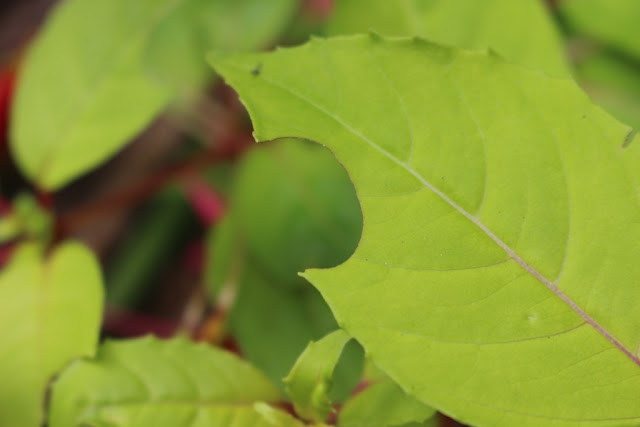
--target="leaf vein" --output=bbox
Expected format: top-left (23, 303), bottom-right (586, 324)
top-left (231, 56), bottom-right (640, 368)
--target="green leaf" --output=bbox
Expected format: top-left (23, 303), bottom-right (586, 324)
top-left (0, 193), bottom-right (52, 243)
top-left (145, 0), bottom-right (299, 98)
top-left (210, 35), bottom-right (640, 426)
top-left (0, 243), bottom-right (103, 427)
top-left (325, 0), bottom-right (569, 76)
top-left (10, 0), bottom-right (180, 189)
top-left (560, 0), bottom-right (640, 61)
top-left (47, 336), bottom-right (294, 427)
top-left (254, 402), bottom-right (306, 427)
top-left (572, 50), bottom-right (640, 129)
top-left (206, 140), bottom-right (363, 397)
top-left (339, 381), bottom-right (437, 427)
top-left (284, 330), bottom-right (351, 422)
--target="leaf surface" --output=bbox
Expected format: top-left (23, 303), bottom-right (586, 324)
top-left (284, 330), bottom-right (351, 422)
top-left (210, 35), bottom-right (640, 426)
top-left (0, 243), bottom-right (103, 426)
top-left (47, 336), bottom-right (294, 427)
top-left (339, 381), bottom-right (437, 427)
top-left (325, 0), bottom-right (569, 76)
top-left (10, 0), bottom-right (180, 189)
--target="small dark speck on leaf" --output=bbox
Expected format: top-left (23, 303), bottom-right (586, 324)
top-left (251, 62), bottom-right (262, 76)
top-left (622, 128), bottom-right (638, 148)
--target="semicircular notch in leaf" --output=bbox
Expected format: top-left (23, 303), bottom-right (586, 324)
top-left (10, 0), bottom-right (180, 190)
top-left (0, 243), bottom-right (103, 427)
top-left (209, 35), bottom-right (640, 426)
top-left (47, 336), bottom-right (296, 427)
top-left (206, 139), bottom-right (363, 398)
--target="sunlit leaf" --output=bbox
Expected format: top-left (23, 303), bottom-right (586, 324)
top-left (572, 50), bottom-right (640, 129)
top-left (0, 243), bottom-right (103, 426)
top-left (210, 35), bottom-right (640, 426)
top-left (47, 336), bottom-right (291, 427)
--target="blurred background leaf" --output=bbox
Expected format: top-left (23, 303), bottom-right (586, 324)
top-left (47, 336), bottom-right (292, 427)
top-left (0, 243), bottom-right (103, 427)
top-left (145, 0), bottom-right (300, 102)
top-left (206, 139), bottom-right (363, 399)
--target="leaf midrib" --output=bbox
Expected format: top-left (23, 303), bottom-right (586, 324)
top-left (221, 53), bottom-right (640, 368)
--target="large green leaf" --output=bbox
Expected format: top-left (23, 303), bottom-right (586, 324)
top-left (560, 0), bottom-right (640, 61)
top-left (10, 0), bottom-right (180, 189)
top-left (47, 336), bottom-right (299, 426)
top-left (325, 0), bottom-right (569, 76)
top-left (206, 140), bottom-right (363, 396)
top-left (0, 243), bottom-right (103, 427)
top-left (210, 35), bottom-right (640, 426)
top-left (145, 0), bottom-right (299, 98)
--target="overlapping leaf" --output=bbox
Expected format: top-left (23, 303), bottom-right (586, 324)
top-left (11, 0), bottom-right (299, 189)
top-left (284, 330), bottom-right (352, 422)
top-left (206, 140), bottom-right (363, 396)
top-left (145, 0), bottom-right (299, 98)
top-left (325, 0), bottom-right (569, 76)
top-left (560, 0), bottom-right (640, 61)
top-left (10, 0), bottom-right (179, 189)
top-left (339, 381), bottom-right (437, 427)
top-left (47, 336), bottom-right (298, 426)
top-left (210, 35), bottom-right (640, 426)
top-left (0, 243), bottom-right (103, 426)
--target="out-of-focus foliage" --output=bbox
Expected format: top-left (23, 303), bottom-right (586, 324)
top-left (283, 330), bottom-right (352, 422)
top-left (145, 0), bottom-right (299, 100)
top-left (560, 0), bottom-right (640, 129)
top-left (206, 139), bottom-right (363, 398)
top-left (325, 0), bottom-right (569, 76)
top-left (0, 194), bottom-right (52, 243)
top-left (11, 0), bottom-right (176, 189)
top-left (47, 336), bottom-right (293, 427)
top-left (560, 0), bottom-right (640, 60)
top-left (10, 0), bottom-right (298, 190)
top-left (0, 243), bottom-right (103, 427)
top-left (211, 33), bottom-right (640, 427)
top-left (339, 381), bottom-right (438, 427)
